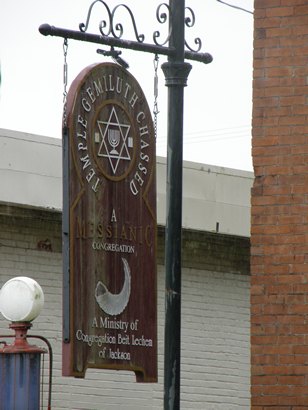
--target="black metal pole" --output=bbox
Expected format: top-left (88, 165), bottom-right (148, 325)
top-left (162, 0), bottom-right (191, 408)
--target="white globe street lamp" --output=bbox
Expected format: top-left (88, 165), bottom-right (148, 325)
top-left (0, 277), bottom-right (46, 409)
top-left (0, 276), bottom-right (44, 322)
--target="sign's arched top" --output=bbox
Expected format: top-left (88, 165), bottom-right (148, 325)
top-left (66, 62), bottom-right (155, 190)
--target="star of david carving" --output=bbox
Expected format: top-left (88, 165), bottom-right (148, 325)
top-left (96, 106), bottom-right (132, 175)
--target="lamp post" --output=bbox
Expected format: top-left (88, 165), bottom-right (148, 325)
top-left (161, 1), bottom-right (192, 406)
top-left (0, 277), bottom-right (46, 409)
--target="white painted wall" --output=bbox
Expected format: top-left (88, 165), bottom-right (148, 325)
top-left (0, 128), bottom-right (253, 237)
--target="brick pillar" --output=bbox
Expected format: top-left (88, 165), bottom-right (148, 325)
top-left (251, 2), bottom-right (308, 408)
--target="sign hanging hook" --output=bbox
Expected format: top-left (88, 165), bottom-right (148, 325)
top-left (97, 47), bottom-right (129, 69)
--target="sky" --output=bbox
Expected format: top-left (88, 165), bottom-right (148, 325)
top-left (0, 0), bottom-right (253, 171)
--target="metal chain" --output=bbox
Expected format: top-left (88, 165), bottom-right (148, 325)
top-left (153, 54), bottom-right (159, 139)
top-left (63, 38), bottom-right (68, 127)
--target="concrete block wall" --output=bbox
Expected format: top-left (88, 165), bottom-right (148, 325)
top-left (251, 1), bottom-right (308, 408)
top-left (0, 205), bottom-right (250, 409)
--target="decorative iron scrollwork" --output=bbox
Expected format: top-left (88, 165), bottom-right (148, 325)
top-left (79, 0), bottom-right (112, 35)
top-left (153, 3), bottom-right (171, 47)
top-left (184, 6), bottom-right (202, 52)
top-left (112, 4), bottom-right (145, 42)
top-left (79, 1), bottom-right (202, 53)
top-left (79, 0), bottom-right (145, 43)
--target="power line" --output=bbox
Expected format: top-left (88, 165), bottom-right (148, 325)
top-left (184, 125), bottom-right (250, 137)
top-left (170, 125), bottom-right (251, 136)
top-left (156, 125), bottom-right (251, 147)
top-left (216, 0), bottom-right (253, 15)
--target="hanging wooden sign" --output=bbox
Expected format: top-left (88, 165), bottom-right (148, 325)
top-left (62, 62), bottom-right (157, 382)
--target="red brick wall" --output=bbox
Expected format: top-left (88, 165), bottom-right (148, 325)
top-left (251, 1), bottom-right (308, 408)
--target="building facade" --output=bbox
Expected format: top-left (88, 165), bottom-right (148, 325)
top-left (251, 1), bottom-right (308, 408)
top-left (0, 128), bottom-right (252, 409)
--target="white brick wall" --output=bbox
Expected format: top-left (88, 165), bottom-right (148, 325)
top-left (0, 215), bottom-right (250, 409)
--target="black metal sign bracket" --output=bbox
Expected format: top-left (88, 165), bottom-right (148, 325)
top-left (39, 1), bottom-right (212, 408)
